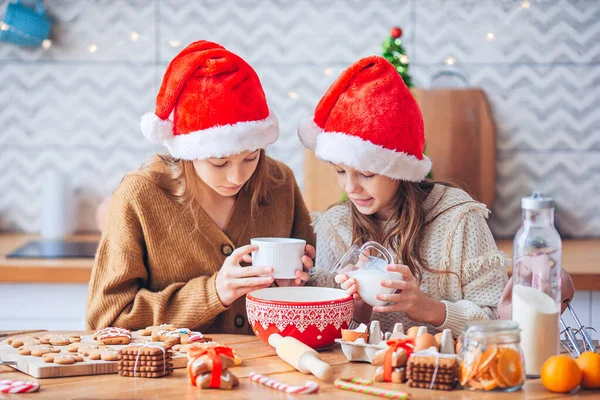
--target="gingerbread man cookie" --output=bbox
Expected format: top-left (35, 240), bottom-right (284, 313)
top-left (93, 327), bottom-right (131, 345)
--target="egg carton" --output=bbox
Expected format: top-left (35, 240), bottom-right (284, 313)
top-left (335, 337), bottom-right (388, 363)
top-left (336, 322), bottom-right (456, 363)
top-left (335, 321), bottom-right (405, 363)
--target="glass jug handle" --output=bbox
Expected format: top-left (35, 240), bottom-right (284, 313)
top-left (360, 241), bottom-right (394, 264)
top-left (330, 241), bottom-right (361, 275)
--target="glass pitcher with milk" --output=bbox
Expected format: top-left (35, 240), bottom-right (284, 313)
top-left (332, 240), bottom-right (402, 307)
top-left (512, 191), bottom-right (562, 377)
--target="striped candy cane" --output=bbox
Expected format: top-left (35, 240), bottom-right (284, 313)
top-left (0, 379), bottom-right (40, 394)
top-left (334, 378), bottom-right (411, 399)
top-left (249, 372), bottom-right (319, 394)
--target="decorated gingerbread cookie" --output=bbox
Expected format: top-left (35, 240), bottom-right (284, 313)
top-left (93, 327), bottom-right (132, 345)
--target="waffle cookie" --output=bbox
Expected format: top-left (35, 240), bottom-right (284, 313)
top-left (406, 353), bottom-right (458, 391)
top-left (118, 370), bottom-right (172, 378)
top-left (118, 344), bottom-right (173, 378)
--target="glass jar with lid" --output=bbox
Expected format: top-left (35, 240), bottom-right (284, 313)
top-left (459, 320), bottom-right (525, 392)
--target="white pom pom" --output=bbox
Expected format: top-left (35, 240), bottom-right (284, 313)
top-left (297, 117), bottom-right (321, 151)
top-left (140, 112), bottom-right (173, 143)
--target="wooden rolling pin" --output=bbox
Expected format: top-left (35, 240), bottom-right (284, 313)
top-left (268, 334), bottom-right (333, 381)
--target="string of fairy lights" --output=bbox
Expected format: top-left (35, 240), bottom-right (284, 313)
top-left (1, 0), bottom-right (535, 97)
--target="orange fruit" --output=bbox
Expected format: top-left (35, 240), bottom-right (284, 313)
top-left (541, 355), bottom-right (582, 393)
top-left (489, 358), bottom-right (508, 388)
top-left (478, 371), bottom-right (498, 391)
top-left (477, 346), bottom-right (498, 375)
top-left (576, 352), bottom-right (600, 389)
top-left (468, 378), bottom-right (485, 390)
top-left (459, 351), bottom-right (482, 386)
top-left (497, 348), bottom-right (524, 387)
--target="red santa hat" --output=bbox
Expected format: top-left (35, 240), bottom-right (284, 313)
top-left (298, 55), bottom-right (431, 181)
top-left (140, 40), bottom-right (278, 160)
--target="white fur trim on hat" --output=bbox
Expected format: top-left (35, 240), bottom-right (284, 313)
top-left (297, 117), bottom-right (321, 151)
top-left (163, 111), bottom-right (279, 160)
top-left (314, 131), bottom-right (432, 182)
top-left (140, 112), bottom-right (173, 143)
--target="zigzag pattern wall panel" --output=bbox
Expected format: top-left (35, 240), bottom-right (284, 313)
top-left (0, 0), bottom-right (598, 238)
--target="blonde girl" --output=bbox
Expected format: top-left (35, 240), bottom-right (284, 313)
top-left (87, 41), bottom-right (315, 334)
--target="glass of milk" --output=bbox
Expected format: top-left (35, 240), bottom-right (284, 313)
top-left (512, 191), bottom-right (562, 377)
top-left (332, 241), bottom-right (402, 307)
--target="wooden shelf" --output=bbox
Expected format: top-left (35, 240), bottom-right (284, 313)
top-left (497, 239), bottom-right (600, 291)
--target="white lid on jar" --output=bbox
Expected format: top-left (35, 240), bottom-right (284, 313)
top-left (522, 191), bottom-right (555, 210)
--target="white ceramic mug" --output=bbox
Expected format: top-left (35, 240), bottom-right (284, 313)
top-left (250, 238), bottom-right (306, 279)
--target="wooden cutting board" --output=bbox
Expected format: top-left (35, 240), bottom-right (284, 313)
top-left (0, 333), bottom-right (187, 379)
top-left (412, 88), bottom-right (496, 209)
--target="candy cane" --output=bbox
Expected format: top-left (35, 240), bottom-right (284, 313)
top-left (249, 372), bottom-right (319, 394)
top-left (336, 377), bottom-right (373, 386)
top-left (334, 378), bottom-right (410, 399)
top-left (0, 379), bottom-right (40, 394)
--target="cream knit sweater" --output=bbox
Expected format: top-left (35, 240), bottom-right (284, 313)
top-left (309, 184), bottom-right (509, 336)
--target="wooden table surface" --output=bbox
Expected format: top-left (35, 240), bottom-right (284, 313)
top-left (1, 234), bottom-right (599, 290)
top-left (0, 332), bottom-right (598, 399)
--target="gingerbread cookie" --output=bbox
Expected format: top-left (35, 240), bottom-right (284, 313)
top-left (406, 352), bottom-right (458, 391)
top-left (30, 345), bottom-right (60, 357)
top-left (118, 363), bottom-right (173, 372)
top-left (100, 350), bottom-right (119, 361)
top-left (93, 327), bottom-right (132, 345)
top-left (188, 353), bottom-right (235, 377)
top-left (372, 347), bottom-right (407, 367)
top-left (137, 323), bottom-right (175, 337)
top-left (67, 343), bottom-right (82, 352)
top-left (119, 354), bottom-right (173, 362)
top-left (53, 354), bottom-right (76, 365)
top-left (18, 345), bottom-right (34, 355)
top-left (118, 370), bottom-right (172, 378)
top-left (11, 337), bottom-right (39, 348)
top-left (195, 370), bottom-right (239, 390)
top-left (49, 336), bottom-right (70, 346)
top-left (120, 345), bottom-right (171, 357)
top-left (374, 366), bottom-right (406, 383)
top-left (119, 359), bottom-right (172, 367)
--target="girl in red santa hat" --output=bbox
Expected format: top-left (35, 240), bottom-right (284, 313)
top-left (300, 55), bottom-right (509, 336)
top-left (87, 41), bottom-right (315, 334)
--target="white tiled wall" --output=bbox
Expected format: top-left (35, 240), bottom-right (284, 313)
top-left (0, 0), bottom-right (599, 238)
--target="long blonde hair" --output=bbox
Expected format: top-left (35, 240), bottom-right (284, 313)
top-left (132, 150), bottom-right (274, 230)
top-left (350, 180), bottom-right (465, 284)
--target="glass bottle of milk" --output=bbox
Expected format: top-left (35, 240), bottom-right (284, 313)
top-left (512, 191), bottom-right (562, 377)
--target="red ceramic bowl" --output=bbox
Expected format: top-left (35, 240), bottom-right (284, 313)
top-left (246, 287), bottom-right (354, 349)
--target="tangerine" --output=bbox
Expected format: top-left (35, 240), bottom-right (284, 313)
top-left (541, 355), bottom-right (582, 393)
top-left (576, 352), bottom-right (600, 389)
top-left (496, 348), bottom-right (524, 387)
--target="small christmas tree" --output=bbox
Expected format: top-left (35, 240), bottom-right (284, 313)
top-left (382, 26), bottom-right (412, 88)
top-left (383, 26), bottom-right (433, 179)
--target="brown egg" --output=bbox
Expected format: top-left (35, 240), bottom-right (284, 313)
top-left (406, 326), bottom-right (420, 339)
top-left (341, 329), bottom-right (368, 343)
top-left (434, 332), bottom-right (443, 347)
top-left (415, 333), bottom-right (439, 351)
